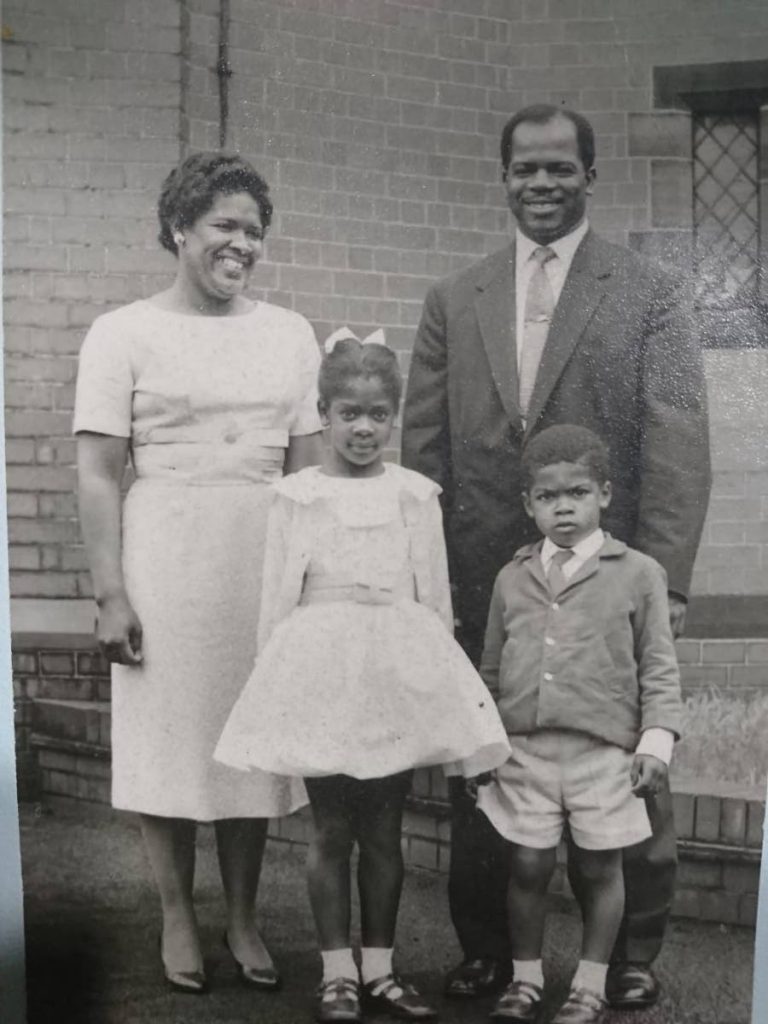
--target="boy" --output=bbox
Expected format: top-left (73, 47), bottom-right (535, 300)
top-left (476, 425), bottom-right (682, 1024)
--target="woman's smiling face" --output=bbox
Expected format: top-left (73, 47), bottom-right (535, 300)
top-left (177, 191), bottom-right (264, 305)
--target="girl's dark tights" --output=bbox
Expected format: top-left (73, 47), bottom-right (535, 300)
top-left (305, 771), bottom-right (413, 950)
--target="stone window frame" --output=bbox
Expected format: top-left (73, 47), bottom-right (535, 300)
top-left (628, 60), bottom-right (768, 348)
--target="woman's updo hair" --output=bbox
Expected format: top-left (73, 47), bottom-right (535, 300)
top-left (157, 151), bottom-right (273, 255)
top-left (318, 338), bottom-right (402, 412)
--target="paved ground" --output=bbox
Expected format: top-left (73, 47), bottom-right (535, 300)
top-left (20, 799), bottom-right (754, 1024)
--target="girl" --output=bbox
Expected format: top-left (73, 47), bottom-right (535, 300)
top-left (215, 330), bottom-right (510, 1023)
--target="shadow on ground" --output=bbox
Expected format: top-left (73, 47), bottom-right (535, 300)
top-left (19, 800), bottom-right (754, 1024)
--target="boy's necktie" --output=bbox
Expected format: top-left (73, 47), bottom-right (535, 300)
top-left (548, 547), bottom-right (574, 594)
top-left (519, 246), bottom-right (556, 420)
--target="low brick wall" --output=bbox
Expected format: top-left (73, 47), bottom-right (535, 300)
top-left (13, 634), bottom-right (765, 928)
top-left (676, 638), bottom-right (768, 693)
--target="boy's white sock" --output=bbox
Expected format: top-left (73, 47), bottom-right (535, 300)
top-left (512, 958), bottom-right (544, 988)
top-left (571, 959), bottom-right (608, 997)
top-left (361, 946), bottom-right (394, 985)
top-left (321, 947), bottom-right (357, 982)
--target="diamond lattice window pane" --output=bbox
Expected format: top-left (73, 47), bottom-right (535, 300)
top-left (693, 112), bottom-right (759, 309)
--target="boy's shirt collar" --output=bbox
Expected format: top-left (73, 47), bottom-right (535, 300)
top-left (541, 528), bottom-right (605, 579)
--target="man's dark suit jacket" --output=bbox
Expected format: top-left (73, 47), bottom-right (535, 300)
top-left (402, 231), bottom-right (712, 662)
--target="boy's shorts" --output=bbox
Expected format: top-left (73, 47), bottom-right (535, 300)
top-left (476, 729), bottom-right (652, 851)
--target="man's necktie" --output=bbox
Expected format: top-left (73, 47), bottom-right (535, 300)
top-left (548, 547), bottom-right (574, 594)
top-left (519, 246), bottom-right (556, 420)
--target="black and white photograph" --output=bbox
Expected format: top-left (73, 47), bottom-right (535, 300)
top-left (2, 1), bottom-right (767, 1022)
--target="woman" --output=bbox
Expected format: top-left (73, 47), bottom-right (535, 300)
top-left (74, 152), bottom-right (323, 994)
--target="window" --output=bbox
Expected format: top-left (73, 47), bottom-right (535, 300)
top-left (653, 60), bottom-right (768, 347)
top-left (692, 111), bottom-right (759, 311)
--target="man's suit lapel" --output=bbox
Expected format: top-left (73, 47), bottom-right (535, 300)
top-left (524, 231), bottom-right (613, 436)
top-left (474, 246), bottom-right (523, 427)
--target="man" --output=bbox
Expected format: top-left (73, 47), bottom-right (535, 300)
top-left (401, 105), bottom-right (711, 1013)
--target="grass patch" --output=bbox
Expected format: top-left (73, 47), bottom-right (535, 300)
top-left (674, 687), bottom-right (768, 789)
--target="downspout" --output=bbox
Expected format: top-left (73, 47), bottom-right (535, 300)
top-left (217, 0), bottom-right (233, 150)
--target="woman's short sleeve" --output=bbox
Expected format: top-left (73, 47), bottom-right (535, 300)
top-left (289, 317), bottom-right (322, 437)
top-left (73, 312), bottom-right (134, 438)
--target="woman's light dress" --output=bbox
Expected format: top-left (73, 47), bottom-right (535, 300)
top-left (74, 299), bottom-right (321, 819)
top-left (215, 465), bottom-right (511, 780)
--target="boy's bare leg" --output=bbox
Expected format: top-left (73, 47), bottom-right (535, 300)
top-left (569, 846), bottom-right (624, 963)
top-left (549, 846), bottom-right (625, 1024)
top-left (507, 843), bottom-right (558, 959)
top-left (490, 844), bottom-right (556, 1019)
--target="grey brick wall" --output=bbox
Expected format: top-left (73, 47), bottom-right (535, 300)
top-left (4, 0), bottom-right (768, 600)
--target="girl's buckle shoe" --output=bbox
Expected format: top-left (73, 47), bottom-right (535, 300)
top-left (363, 974), bottom-right (436, 1019)
top-left (223, 932), bottom-right (282, 991)
top-left (315, 977), bottom-right (362, 1023)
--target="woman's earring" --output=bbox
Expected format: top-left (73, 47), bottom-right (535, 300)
top-left (174, 233), bottom-right (185, 248)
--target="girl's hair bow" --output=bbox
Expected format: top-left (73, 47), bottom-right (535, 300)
top-left (324, 326), bottom-right (387, 354)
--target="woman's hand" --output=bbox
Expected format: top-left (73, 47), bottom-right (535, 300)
top-left (96, 592), bottom-right (143, 665)
top-left (78, 432), bottom-right (139, 664)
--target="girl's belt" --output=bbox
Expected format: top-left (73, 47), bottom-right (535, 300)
top-left (299, 582), bottom-right (397, 606)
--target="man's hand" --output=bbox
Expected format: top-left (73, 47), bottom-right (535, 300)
top-left (630, 753), bottom-right (668, 797)
top-left (668, 594), bottom-right (687, 639)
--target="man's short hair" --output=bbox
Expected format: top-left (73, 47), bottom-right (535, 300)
top-left (500, 104), bottom-right (596, 173)
top-left (522, 425), bottom-right (610, 489)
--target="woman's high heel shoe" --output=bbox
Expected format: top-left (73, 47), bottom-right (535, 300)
top-left (223, 932), bottom-right (283, 991)
top-left (159, 934), bottom-right (208, 995)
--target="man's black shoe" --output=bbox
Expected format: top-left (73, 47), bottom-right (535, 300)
top-left (606, 963), bottom-right (660, 1009)
top-left (444, 958), bottom-right (506, 999)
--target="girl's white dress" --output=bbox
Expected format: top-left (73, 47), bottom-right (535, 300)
top-left (215, 464), bottom-right (510, 780)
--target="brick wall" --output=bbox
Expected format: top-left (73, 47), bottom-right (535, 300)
top-left (4, 0), bottom-right (768, 605)
top-left (677, 638), bottom-right (768, 693)
top-left (695, 352), bottom-right (768, 599)
top-left (2, 0), bottom-right (182, 600)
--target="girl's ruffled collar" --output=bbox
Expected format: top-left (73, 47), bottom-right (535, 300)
top-left (273, 463), bottom-right (440, 506)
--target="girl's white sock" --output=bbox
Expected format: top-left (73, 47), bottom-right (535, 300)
top-left (512, 958), bottom-right (544, 988)
top-left (361, 946), bottom-right (394, 985)
top-left (571, 959), bottom-right (608, 997)
top-left (321, 948), bottom-right (357, 983)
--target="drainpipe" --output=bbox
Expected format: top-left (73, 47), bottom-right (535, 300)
top-left (217, 0), bottom-right (233, 150)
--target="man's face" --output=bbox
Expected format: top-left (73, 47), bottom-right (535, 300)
top-left (503, 115), bottom-right (596, 244)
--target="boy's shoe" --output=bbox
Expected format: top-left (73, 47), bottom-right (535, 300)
top-left (363, 974), bottom-right (436, 1019)
top-left (489, 980), bottom-right (543, 1022)
top-left (550, 986), bottom-right (606, 1024)
top-left (605, 962), bottom-right (660, 1008)
top-left (315, 977), bottom-right (362, 1023)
